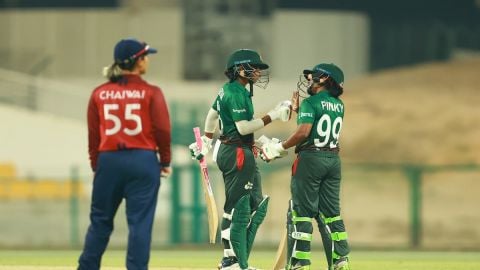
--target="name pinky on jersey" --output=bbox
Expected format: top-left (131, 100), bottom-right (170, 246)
top-left (100, 90), bottom-right (146, 100)
top-left (321, 101), bottom-right (344, 113)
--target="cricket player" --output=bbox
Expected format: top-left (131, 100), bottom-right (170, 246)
top-left (78, 38), bottom-right (171, 270)
top-left (189, 49), bottom-right (291, 270)
top-left (260, 63), bottom-right (351, 270)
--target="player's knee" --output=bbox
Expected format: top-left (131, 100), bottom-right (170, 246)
top-left (250, 195), bottom-right (269, 226)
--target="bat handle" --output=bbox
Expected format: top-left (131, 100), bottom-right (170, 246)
top-left (193, 127), bottom-right (202, 147)
top-left (193, 127), bottom-right (208, 166)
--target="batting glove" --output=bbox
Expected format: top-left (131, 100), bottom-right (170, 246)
top-left (188, 135), bottom-right (213, 160)
top-left (259, 138), bottom-right (288, 162)
top-left (267, 100), bottom-right (292, 122)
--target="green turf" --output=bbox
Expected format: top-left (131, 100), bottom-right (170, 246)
top-left (0, 249), bottom-right (479, 269)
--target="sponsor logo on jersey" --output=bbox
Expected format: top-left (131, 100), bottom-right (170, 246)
top-left (300, 112), bottom-right (313, 118)
top-left (321, 101), bottom-right (343, 113)
top-left (232, 108), bottom-right (247, 113)
top-left (99, 90), bottom-right (146, 100)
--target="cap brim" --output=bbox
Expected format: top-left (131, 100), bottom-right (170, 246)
top-left (147, 47), bottom-right (157, 54)
top-left (304, 68), bottom-right (331, 76)
top-left (254, 63), bottom-right (269, 70)
top-left (303, 69), bottom-right (314, 74)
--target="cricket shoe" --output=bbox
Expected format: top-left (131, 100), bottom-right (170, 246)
top-left (283, 263), bottom-right (311, 270)
top-left (333, 257), bottom-right (350, 270)
top-left (217, 257), bottom-right (261, 270)
top-left (218, 263), bottom-right (258, 270)
top-left (218, 257), bottom-right (240, 270)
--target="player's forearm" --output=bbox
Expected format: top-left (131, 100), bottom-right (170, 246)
top-left (236, 119), bottom-right (265, 135)
top-left (282, 132), bottom-right (306, 149)
top-left (151, 89), bottom-right (172, 165)
top-left (155, 129), bottom-right (172, 166)
top-left (88, 136), bottom-right (99, 171)
top-left (87, 99), bottom-right (100, 171)
top-left (282, 124), bottom-right (311, 149)
top-left (261, 115), bottom-right (272, 125)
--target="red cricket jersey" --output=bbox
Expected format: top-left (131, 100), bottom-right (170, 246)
top-left (87, 75), bottom-right (171, 170)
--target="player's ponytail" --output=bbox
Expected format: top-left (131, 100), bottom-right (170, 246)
top-left (102, 63), bottom-right (123, 82)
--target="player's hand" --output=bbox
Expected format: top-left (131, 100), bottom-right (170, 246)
top-left (161, 166), bottom-right (172, 179)
top-left (291, 90), bottom-right (300, 113)
top-left (257, 137), bottom-right (288, 162)
top-left (188, 135), bottom-right (213, 160)
top-left (267, 100), bottom-right (292, 122)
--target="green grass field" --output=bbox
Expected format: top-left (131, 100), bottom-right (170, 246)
top-left (0, 249), bottom-right (479, 270)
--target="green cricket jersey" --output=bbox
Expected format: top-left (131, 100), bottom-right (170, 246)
top-left (296, 90), bottom-right (345, 150)
top-left (212, 81), bottom-right (254, 143)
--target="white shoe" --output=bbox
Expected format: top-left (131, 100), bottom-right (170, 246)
top-left (219, 262), bottom-right (241, 270)
top-left (220, 264), bottom-right (259, 270)
top-left (333, 257), bottom-right (350, 270)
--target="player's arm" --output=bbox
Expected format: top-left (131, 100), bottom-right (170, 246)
top-left (151, 87), bottom-right (172, 167)
top-left (203, 108), bottom-right (218, 139)
top-left (235, 102), bottom-right (292, 135)
top-left (235, 119), bottom-right (265, 135)
top-left (257, 125), bottom-right (311, 162)
top-left (280, 123), bottom-right (312, 149)
top-left (87, 95), bottom-right (100, 172)
top-left (281, 99), bottom-right (315, 149)
top-left (189, 102), bottom-right (219, 160)
top-left (258, 99), bottom-right (314, 162)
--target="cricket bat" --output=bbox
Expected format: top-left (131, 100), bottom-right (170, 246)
top-left (193, 127), bottom-right (219, 244)
top-left (273, 228), bottom-right (288, 270)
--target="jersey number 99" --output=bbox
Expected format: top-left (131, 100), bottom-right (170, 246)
top-left (314, 114), bottom-right (342, 148)
top-left (104, 103), bottom-right (143, 136)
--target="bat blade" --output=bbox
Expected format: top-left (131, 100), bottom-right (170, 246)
top-left (199, 166), bottom-right (219, 244)
top-left (193, 127), bottom-right (219, 244)
top-left (273, 228), bottom-right (288, 270)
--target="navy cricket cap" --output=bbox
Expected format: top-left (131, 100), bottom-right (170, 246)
top-left (114, 38), bottom-right (157, 66)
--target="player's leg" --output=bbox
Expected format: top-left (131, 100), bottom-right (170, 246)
top-left (286, 200), bottom-right (313, 270)
top-left (314, 215), bottom-right (333, 269)
top-left (218, 194), bottom-right (250, 270)
top-left (78, 152), bottom-right (125, 270)
top-left (247, 162), bottom-right (268, 260)
top-left (230, 194), bottom-right (251, 269)
top-left (124, 150), bottom-right (161, 270)
top-left (317, 155), bottom-right (350, 270)
top-left (286, 153), bottom-right (321, 269)
top-left (216, 145), bottom-right (254, 269)
top-left (316, 214), bottom-right (350, 270)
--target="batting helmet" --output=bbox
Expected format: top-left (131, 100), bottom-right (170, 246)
top-left (303, 63), bottom-right (344, 87)
top-left (224, 49), bottom-right (270, 89)
top-left (226, 49), bottom-right (269, 71)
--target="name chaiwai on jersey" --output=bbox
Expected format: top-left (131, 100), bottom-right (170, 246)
top-left (99, 90), bottom-right (146, 100)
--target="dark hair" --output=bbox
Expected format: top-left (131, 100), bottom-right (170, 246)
top-left (224, 68), bottom-right (238, 82)
top-left (118, 55), bottom-right (144, 71)
top-left (323, 77), bottom-right (343, 97)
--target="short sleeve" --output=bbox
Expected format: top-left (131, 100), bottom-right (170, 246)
top-left (228, 93), bottom-right (250, 122)
top-left (297, 100), bottom-right (315, 124)
top-left (211, 96), bottom-right (220, 111)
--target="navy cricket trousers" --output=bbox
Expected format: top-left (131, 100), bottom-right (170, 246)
top-left (78, 149), bottom-right (161, 270)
